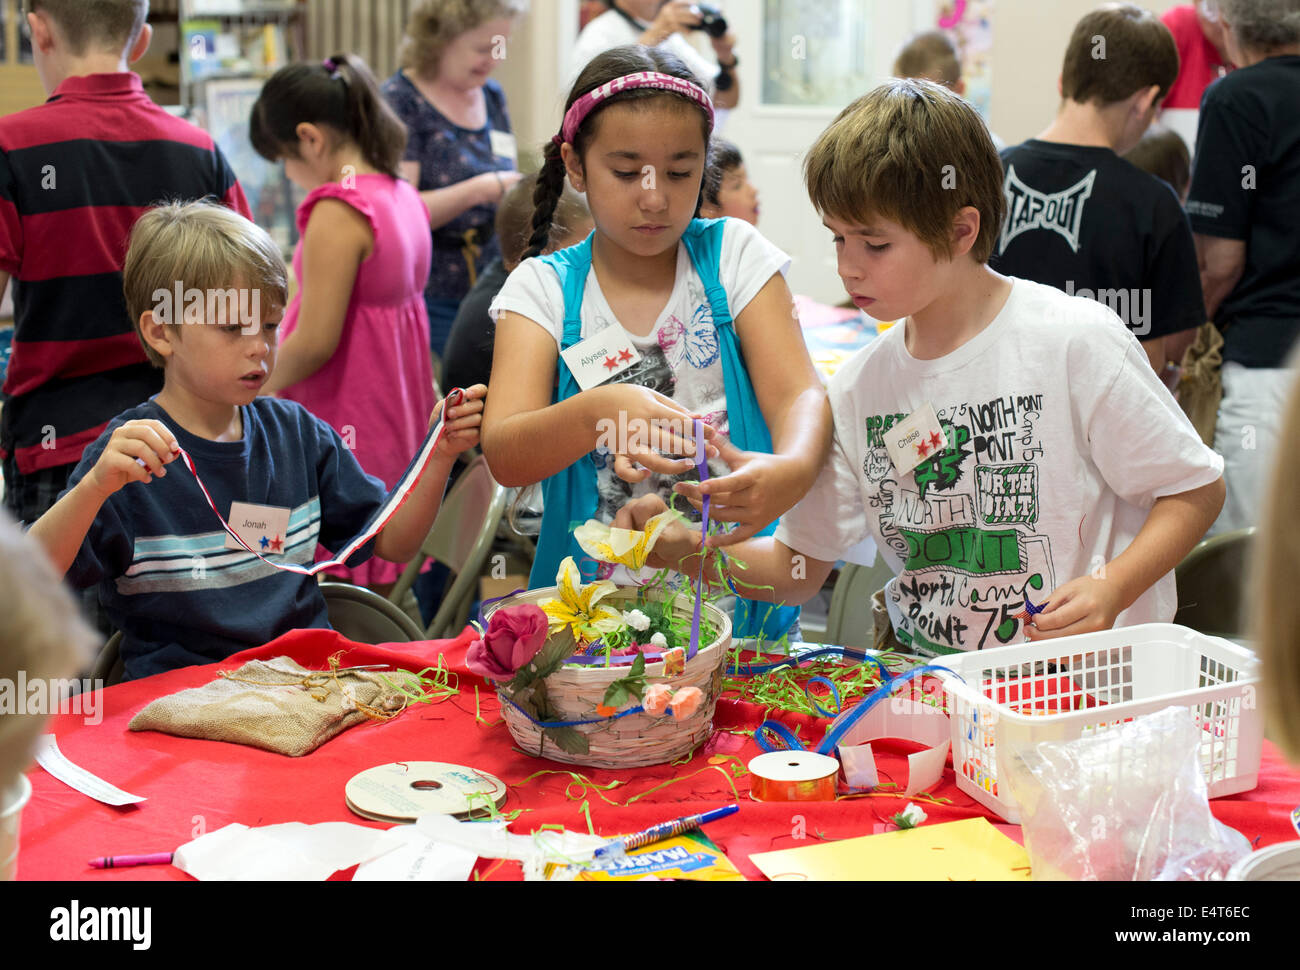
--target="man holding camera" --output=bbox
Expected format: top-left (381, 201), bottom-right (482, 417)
top-left (569, 0), bottom-right (741, 108)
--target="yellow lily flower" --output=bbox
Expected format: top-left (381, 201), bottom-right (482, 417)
top-left (538, 557), bottom-right (624, 644)
top-left (573, 509), bottom-right (681, 570)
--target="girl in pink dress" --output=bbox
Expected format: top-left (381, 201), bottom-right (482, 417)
top-left (252, 53), bottom-right (445, 588)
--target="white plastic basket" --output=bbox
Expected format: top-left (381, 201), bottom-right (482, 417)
top-left (931, 624), bottom-right (1262, 824)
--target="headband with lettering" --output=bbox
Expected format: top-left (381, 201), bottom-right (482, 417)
top-left (552, 71), bottom-right (715, 147)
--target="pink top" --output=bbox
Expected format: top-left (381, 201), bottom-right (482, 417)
top-left (280, 174), bottom-right (435, 587)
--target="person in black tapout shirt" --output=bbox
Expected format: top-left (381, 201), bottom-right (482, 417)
top-left (1185, 0), bottom-right (1300, 535)
top-left (991, 4), bottom-right (1205, 376)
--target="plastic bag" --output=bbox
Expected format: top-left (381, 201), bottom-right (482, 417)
top-left (1003, 706), bottom-right (1251, 880)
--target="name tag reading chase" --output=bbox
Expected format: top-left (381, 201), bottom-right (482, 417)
top-left (224, 501), bottom-right (292, 555)
top-left (560, 326), bottom-right (642, 391)
top-left (884, 402), bottom-right (949, 476)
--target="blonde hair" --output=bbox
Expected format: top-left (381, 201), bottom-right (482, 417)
top-left (399, 0), bottom-right (530, 79)
top-left (803, 78), bottom-right (1006, 264)
top-left (1253, 365), bottom-right (1300, 762)
top-left (123, 201), bottom-right (288, 368)
top-left (28, 0), bottom-right (147, 57)
top-left (0, 511), bottom-right (98, 793)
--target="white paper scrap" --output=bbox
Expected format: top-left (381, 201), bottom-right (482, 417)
top-left (34, 735), bottom-right (146, 806)
top-left (353, 825), bottom-right (477, 881)
top-left (415, 813), bottom-right (607, 864)
top-left (173, 821), bottom-right (394, 881)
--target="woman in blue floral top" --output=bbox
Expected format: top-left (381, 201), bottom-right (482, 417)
top-left (383, 0), bottom-right (529, 358)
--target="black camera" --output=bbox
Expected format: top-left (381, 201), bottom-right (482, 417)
top-left (690, 4), bottom-right (729, 40)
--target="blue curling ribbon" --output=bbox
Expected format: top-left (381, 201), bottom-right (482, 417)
top-left (752, 665), bottom-right (960, 756)
top-left (804, 676), bottom-right (842, 718)
top-left (727, 646), bottom-right (891, 683)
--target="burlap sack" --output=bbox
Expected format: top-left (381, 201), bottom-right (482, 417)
top-left (1176, 322), bottom-right (1225, 447)
top-left (128, 657), bottom-right (408, 757)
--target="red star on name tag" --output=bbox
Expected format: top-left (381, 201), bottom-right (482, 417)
top-left (270, 534), bottom-right (284, 553)
top-left (915, 441), bottom-right (932, 459)
top-left (928, 431), bottom-right (942, 450)
top-left (618, 348), bottom-right (634, 363)
top-left (604, 356), bottom-right (618, 370)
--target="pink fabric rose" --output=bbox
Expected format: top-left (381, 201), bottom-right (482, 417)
top-left (643, 683), bottom-right (674, 715)
top-left (466, 604), bottom-right (549, 680)
top-left (670, 687), bottom-right (704, 721)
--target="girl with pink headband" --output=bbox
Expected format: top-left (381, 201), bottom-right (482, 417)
top-left (481, 45), bottom-right (830, 642)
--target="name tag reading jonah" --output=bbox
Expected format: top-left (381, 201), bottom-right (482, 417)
top-left (224, 501), bottom-right (292, 555)
top-left (884, 402), bottom-right (949, 476)
top-left (560, 327), bottom-right (642, 391)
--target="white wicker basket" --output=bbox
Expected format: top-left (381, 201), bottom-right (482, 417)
top-left (484, 587), bottom-right (733, 769)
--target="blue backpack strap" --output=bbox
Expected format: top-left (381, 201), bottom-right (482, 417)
top-left (530, 235), bottom-right (603, 588)
top-left (680, 219), bottom-right (800, 642)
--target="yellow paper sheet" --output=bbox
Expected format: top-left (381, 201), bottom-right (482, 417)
top-left (749, 818), bottom-right (1032, 881)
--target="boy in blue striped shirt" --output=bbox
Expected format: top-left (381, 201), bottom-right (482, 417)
top-left (30, 201), bottom-right (485, 679)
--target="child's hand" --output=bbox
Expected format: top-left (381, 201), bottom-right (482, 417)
top-left (432, 384), bottom-right (487, 459)
top-left (1024, 573), bottom-right (1127, 641)
top-left (672, 437), bottom-right (807, 547)
top-left (86, 420), bottom-right (180, 499)
top-left (589, 384), bottom-right (719, 483)
top-left (613, 494), bottom-right (701, 572)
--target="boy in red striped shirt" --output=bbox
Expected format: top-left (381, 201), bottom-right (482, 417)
top-left (0, 0), bottom-right (250, 529)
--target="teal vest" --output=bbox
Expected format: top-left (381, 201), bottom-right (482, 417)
top-left (530, 218), bottom-right (799, 641)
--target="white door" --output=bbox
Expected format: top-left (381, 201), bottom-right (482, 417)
top-left (717, 0), bottom-right (939, 304)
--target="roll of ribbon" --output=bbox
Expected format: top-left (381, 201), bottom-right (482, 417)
top-left (749, 751), bottom-right (839, 802)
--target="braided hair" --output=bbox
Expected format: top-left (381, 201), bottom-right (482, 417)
top-left (521, 45), bottom-right (712, 262)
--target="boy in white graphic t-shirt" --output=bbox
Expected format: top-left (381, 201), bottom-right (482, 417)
top-left (615, 78), bottom-right (1225, 655)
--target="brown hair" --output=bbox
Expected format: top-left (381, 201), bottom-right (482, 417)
top-left (399, 0), bottom-right (529, 79)
top-left (893, 30), bottom-right (963, 90)
top-left (1123, 126), bottom-right (1191, 199)
top-left (495, 172), bottom-right (590, 269)
top-left (251, 53), bottom-right (408, 178)
top-left (703, 138), bottom-right (744, 207)
top-left (1061, 4), bottom-right (1179, 106)
top-left (123, 200), bottom-right (288, 367)
top-left (1254, 364), bottom-right (1300, 762)
top-left (28, 0), bottom-right (147, 57)
top-left (804, 78), bottom-right (1006, 264)
top-left (523, 44), bottom-right (713, 261)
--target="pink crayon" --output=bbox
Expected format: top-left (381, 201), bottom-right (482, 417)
top-left (89, 852), bottom-right (174, 869)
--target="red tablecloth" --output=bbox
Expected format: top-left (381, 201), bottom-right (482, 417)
top-left (19, 628), bottom-right (1300, 881)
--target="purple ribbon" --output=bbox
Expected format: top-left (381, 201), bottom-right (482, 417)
top-left (688, 419), bottom-right (710, 660)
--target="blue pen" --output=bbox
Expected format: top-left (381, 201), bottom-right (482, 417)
top-left (592, 804), bottom-right (739, 859)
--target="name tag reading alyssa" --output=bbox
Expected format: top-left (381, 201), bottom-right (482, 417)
top-left (489, 130), bottom-right (517, 163)
top-left (560, 327), bottom-right (642, 391)
top-left (884, 402), bottom-right (949, 476)
top-left (224, 501), bottom-right (292, 555)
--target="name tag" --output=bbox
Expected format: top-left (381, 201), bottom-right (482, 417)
top-left (224, 501), bottom-right (292, 555)
top-left (560, 327), bottom-right (642, 391)
top-left (883, 402), bottom-right (949, 476)
top-left (489, 130), bottom-right (517, 163)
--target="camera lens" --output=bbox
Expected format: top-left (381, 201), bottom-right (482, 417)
top-left (695, 5), bottom-right (729, 40)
